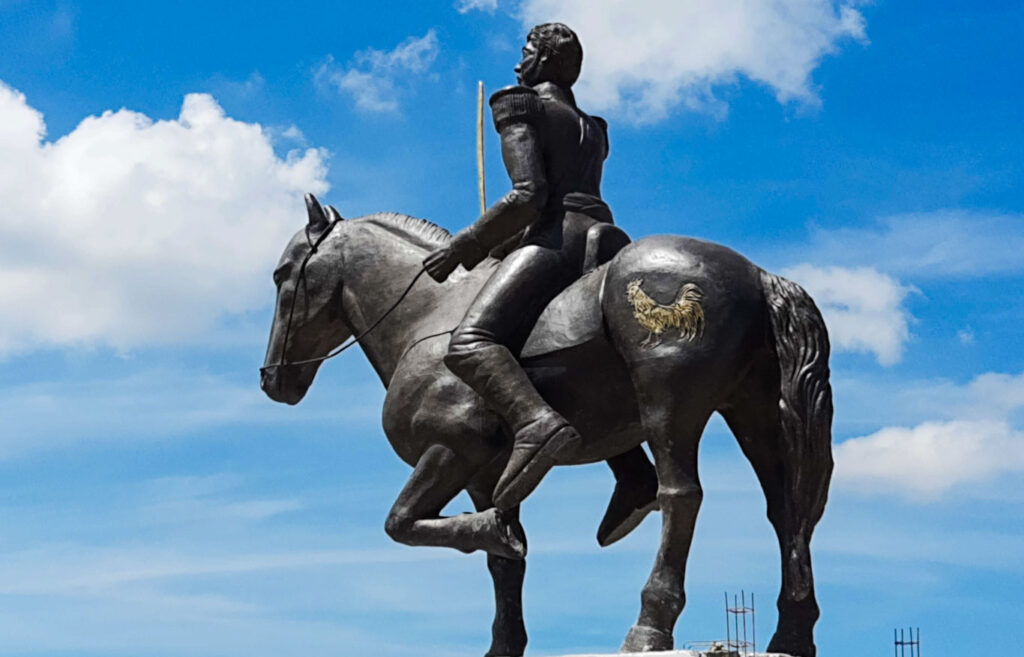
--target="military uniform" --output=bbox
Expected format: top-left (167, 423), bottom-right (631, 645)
top-left (442, 81), bottom-right (613, 509)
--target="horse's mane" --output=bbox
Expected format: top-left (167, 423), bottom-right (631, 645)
top-left (356, 212), bottom-right (452, 251)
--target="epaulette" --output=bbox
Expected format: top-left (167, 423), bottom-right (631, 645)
top-left (489, 85), bottom-right (544, 132)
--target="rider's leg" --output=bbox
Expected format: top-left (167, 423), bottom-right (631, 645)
top-left (599, 446), bottom-right (660, 547)
top-left (444, 245), bottom-right (578, 511)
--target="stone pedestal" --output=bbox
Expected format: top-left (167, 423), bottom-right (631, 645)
top-left (554, 652), bottom-right (792, 657)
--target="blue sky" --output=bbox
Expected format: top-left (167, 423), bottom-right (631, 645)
top-left (0, 1), bottom-right (1022, 656)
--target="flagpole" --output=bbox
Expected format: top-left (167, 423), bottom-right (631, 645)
top-left (476, 80), bottom-right (486, 215)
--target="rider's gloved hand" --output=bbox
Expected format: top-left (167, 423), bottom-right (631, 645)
top-left (424, 228), bottom-right (487, 282)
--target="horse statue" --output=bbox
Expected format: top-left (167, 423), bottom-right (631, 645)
top-left (260, 194), bottom-right (834, 657)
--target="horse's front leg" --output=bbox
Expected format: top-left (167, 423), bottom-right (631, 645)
top-left (385, 443), bottom-right (526, 560)
top-left (468, 484), bottom-right (527, 657)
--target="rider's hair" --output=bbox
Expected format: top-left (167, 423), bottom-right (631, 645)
top-left (527, 23), bottom-right (583, 87)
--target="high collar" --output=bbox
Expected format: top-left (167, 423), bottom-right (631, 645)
top-left (533, 81), bottom-right (576, 108)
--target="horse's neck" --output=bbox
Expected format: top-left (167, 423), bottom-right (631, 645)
top-left (336, 222), bottom-right (455, 386)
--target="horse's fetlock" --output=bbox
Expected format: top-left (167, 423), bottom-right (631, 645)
top-left (641, 583), bottom-right (685, 616)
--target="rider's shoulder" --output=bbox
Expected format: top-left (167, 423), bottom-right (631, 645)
top-left (489, 85), bottom-right (545, 132)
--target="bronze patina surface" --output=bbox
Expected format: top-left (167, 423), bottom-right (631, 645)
top-left (260, 24), bottom-right (833, 657)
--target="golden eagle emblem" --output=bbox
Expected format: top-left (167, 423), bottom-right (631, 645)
top-left (626, 279), bottom-right (705, 348)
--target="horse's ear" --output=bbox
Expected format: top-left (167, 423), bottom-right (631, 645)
top-left (305, 193), bottom-right (328, 231)
top-left (326, 205), bottom-right (344, 223)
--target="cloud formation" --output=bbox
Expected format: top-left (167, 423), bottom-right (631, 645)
top-left (0, 81), bottom-right (328, 355)
top-left (835, 371), bottom-right (1024, 498)
top-left (316, 30), bottom-right (440, 113)
top-left (494, 0), bottom-right (868, 121)
top-left (782, 264), bottom-right (914, 366)
top-left (456, 0), bottom-right (498, 12)
top-left (796, 210), bottom-right (1024, 278)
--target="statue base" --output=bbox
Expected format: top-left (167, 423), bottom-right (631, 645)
top-left (553, 652), bottom-right (792, 657)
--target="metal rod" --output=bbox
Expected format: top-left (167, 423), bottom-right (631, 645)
top-left (734, 594), bottom-right (740, 652)
top-left (741, 590), bottom-right (748, 656)
top-left (752, 592), bottom-right (756, 654)
top-left (726, 592), bottom-right (731, 649)
top-left (476, 80), bottom-right (486, 215)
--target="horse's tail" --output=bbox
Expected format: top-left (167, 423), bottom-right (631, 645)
top-left (760, 269), bottom-right (834, 542)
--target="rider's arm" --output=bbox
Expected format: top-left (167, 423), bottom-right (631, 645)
top-left (448, 86), bottom-right (548, 269)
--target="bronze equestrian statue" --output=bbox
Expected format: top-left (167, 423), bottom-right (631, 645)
top-left (260, 23), bottom-right (833, 657)
top-left (423, 22), bottom-right (657, 540)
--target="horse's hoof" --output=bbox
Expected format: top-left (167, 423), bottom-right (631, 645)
top-left (620, 624), bottom-right (672, 652)
top-left (481, 508), bottom-right (527, 560)
top-left (767, 632), bottom-right (815, 657)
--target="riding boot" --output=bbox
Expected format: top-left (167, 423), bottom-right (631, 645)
top-left (444, 343), bottom-right (580, 511)
top-left (598, 447), bottom-right (660, 547)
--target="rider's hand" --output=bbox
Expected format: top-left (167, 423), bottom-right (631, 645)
top-left (424, 229), bottom-right (487, 282)
top-left (424, 247), bottom-right (461, 283)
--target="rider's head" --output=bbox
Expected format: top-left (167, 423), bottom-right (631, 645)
top-left (516, 23), bottom-right (582, 88)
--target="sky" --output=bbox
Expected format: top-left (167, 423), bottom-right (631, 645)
top-left (0, 1), bottom-right (1022, 656)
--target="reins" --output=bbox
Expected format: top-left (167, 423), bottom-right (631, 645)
top-left (261, 220), bottom-right (430, 373)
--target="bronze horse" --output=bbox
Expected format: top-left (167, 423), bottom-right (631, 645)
top-left (260, 194), bottom-right (833, 657)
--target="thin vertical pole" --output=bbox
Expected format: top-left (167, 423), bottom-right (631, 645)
top-left (476, 81), bottom-right (486, 215)
top-left (734, 594), bottom-right (740, 653)
top-left (752, 592), bottom-right (756, 654)
top-left (741, 590), bottom-right (748, 655)
top-left (726, 592), bottom-right (731, 650)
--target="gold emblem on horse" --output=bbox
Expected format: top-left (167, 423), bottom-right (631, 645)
top-left (626, 279), bottom-right (705, 348)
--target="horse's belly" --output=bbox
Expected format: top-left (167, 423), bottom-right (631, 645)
top-left (523, 336), bottom-right (643, 463)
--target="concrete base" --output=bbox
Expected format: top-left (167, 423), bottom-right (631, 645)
top-left (553, 652), bottom-right (792, 657)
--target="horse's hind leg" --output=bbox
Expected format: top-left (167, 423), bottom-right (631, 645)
top-left (721, 367), bottom-right (828, 657)
top-left (620, 368), bottom-right (714, 652)
top-left (385, 444), bottom-right (525, 560)
top-left (468, 482), bottom-right (527, 657)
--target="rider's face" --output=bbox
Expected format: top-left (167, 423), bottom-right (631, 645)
top-left (515, 39), bottom-right (544, 86)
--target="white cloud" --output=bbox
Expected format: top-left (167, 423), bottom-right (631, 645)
top-left (456, 0), bottom-right (498, 12)
top-left (0, 81), bottom-right (328, 354)
top-left (507, 0), bottom-right (867, 122)
top-left (782, 264), bottom-right (914, 366)
top-left (317, 30), bottom-right (440, 113)
top-left (836, 420), bottom-right (1024, 499)
top-left (794, 210), bottom-right (1024, 278)
top-left (834, 371), bottom-right (1024, 498)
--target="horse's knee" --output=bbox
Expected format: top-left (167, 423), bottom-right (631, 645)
top-left (384, 510), bottom-right (414, 543)
top-left (657, 483), bottom-right (703, 509)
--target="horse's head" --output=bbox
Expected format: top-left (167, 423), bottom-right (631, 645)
top-left (260, 193), bottom-right (351, 404)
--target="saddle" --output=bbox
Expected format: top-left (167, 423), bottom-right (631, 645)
top-left (520, 222), bottom-right (630, 359)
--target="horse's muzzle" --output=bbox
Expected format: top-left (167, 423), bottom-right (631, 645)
top-left (259, 365), bottom-right (304, 405)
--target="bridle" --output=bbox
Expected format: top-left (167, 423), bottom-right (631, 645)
top-left (260, 220), bottom-right (429, 380)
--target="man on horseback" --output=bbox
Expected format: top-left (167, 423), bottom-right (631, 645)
top-left (424, 23), bottom-right (657, 531)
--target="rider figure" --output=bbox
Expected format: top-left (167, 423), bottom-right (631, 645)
top-left (425, 24), bottom-right (654, 523)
